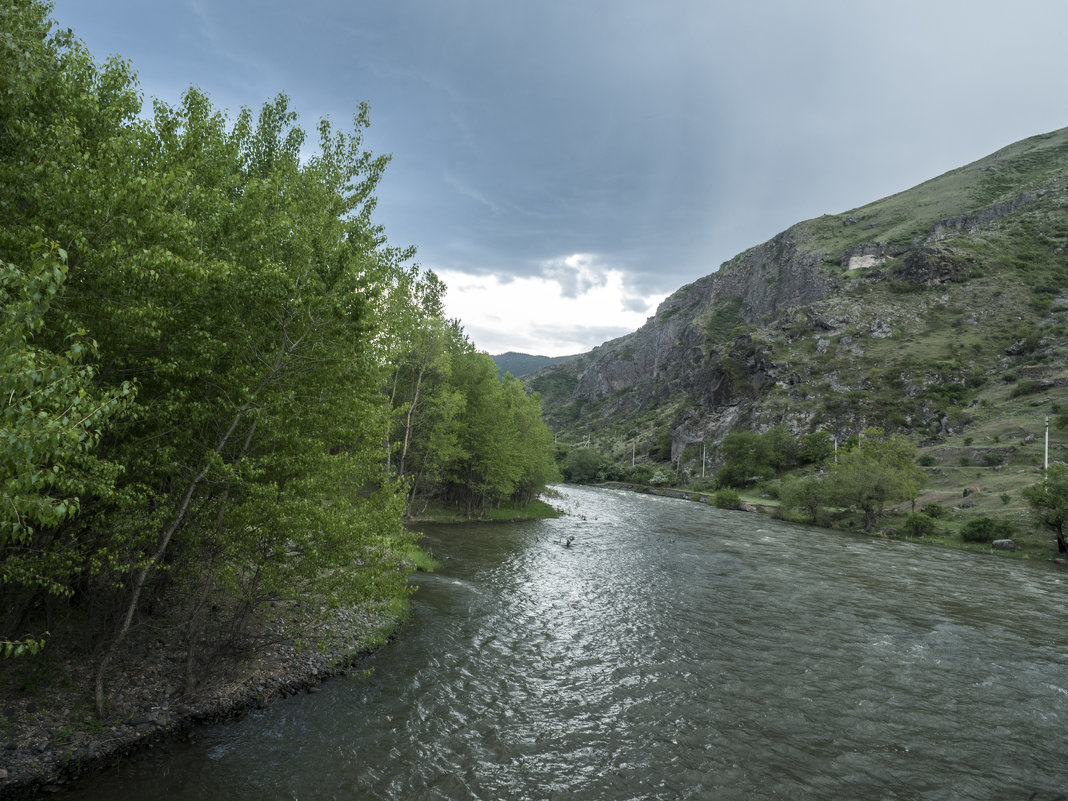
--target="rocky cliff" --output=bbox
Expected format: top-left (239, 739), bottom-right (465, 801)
top-left (528, 126), bottom-right (1068, 467)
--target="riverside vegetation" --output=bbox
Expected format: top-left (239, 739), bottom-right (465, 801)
top-left (526, 126), bottom-right (1068, 558)
top-left (0, 1), bottom-right (557, 790)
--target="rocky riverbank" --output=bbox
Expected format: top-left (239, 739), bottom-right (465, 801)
top-left (0, 601), bottom-right (403, 798)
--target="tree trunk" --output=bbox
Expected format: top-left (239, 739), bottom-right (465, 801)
top-left (94, 316), bottom-right (301, 717)
top-left (398, 363), bottom-right (425, 478)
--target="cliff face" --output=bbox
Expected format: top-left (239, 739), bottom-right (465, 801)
top-left (562, 226), bottom-right (831, 409)
top-left (528, 126), bottom-right (1068, 463)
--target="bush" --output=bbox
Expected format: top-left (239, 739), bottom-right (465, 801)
top-left (560, 448), bottom-right (613, 484)
top-left (902, 513), bottom-right (938, 538)
top-left (625, 464), bottom-right (654, 485)
top-left (960, 516), bottom-right (1016, 543)
top-left (918, 454), bottom-right (936, 466)
top-left (982, 452), bottom-right (1004, 467)
top-left (649, 469), bottom-right (673, 487)
top-left (712, 488), bottom-right (742, 510)
top-left (1010, 380), bottom-right (1043, 398)
top-left (921, 503), bottom-right (947, 518)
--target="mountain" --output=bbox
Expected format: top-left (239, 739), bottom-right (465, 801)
top-left (528, 127), bottom-right (1068, 484)
top-left (492, 351), bottom-right (581, 379)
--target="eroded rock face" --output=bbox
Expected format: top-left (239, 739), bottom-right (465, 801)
top-left (927, 190), bottom-right (1038, 239)
top-left (566, 224), bottom-right (832, 411)
top-left (712, 229), bottom-right (830, 323)
top-left (527, 156), bottom-right (1061, 455)
top-left (897, 247), bottom-right (972, 285)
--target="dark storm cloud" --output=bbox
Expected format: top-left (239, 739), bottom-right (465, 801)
top-left (50, 0), bottom-right (1068, 353)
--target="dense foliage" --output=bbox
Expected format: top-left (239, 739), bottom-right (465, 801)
top-left (1021, 464), bottom-right (1068, 552)
top-left (0, 1), bottom-right (556, 710)
top-left (380, 271), bottom-right (558, 516)
top-left (715, 426), bottom-right (798, 487)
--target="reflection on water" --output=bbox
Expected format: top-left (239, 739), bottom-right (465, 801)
top-left (65, 486), bottom-right (1068, 800)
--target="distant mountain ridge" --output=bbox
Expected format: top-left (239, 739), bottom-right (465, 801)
top-left (526, 126), bottom-right (1068, 478)
top-left (492, 351), bottom-right (581, 378)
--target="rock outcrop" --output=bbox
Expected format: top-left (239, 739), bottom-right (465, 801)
top-left (527, 126), bottom-right (1068, 464)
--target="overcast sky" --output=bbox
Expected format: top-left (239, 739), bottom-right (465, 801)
top-left (51, 0), bottom-right (1068, 356)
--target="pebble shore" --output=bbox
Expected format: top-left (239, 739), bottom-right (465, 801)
top-left (0, 602), bottom-right (402, 798)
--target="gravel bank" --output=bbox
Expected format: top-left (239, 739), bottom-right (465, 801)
top-left (0, 602), bottom-right (403, 798)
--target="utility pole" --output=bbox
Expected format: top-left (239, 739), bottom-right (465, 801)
top-left (1045, 415), bottom-right (1050, 472)
top-left (701, 441), bottom-right (706, 478)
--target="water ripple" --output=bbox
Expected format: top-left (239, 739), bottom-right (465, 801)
top-left (64, 486), bottom-right (1068, 801)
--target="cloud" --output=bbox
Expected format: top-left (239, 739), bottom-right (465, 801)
top-left (50, 0), bottom-right (1068, 361)
top-left (437, 262), bottom-right (666, 357)
top-left (540, 253), bottom-right (612, 300)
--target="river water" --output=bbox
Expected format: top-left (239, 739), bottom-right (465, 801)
top-left (64, 485), bottom-right (1067, 800)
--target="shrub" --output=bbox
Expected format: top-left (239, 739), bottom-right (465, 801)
top-left (921, 503), bottom-right (947, 518)
top-left (712, 488), bottom-right (742, 510)
top-left (982, 452), bottom-right (1004, 467)
top-left (902, 513), bottom-right (938, 538)
top-left (960, 516), bottom-right (1015, 543)
top-left (649, 469), bottom-right (673, 487)
top-left (561, 448), bottom-right (614, 484)
top-left (1010, 380), bottom-right (1043, 398)
top-left (626, 464), bottom-right (654, 485)
top-left (918, 454), bottom-right (936, 466)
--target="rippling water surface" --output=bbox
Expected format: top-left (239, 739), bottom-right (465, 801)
top-left (67, 486), bottom-right (1068, 800)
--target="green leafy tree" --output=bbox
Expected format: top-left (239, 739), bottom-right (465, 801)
top-left (504, 379), bottom-right (559, 505)
top-left (561, 448), bottom-right (612, 484)
top-left (799, 430), bottom-right (834, 465)
top-left (435, 352), bottom-right (558, 516)
top-left (1021, 464), bottom-right (1068, 553)
top-left (716, 431), bottom-right (776, 487)
top-left (764, 425), bottom-right (799, 470)
top-left (778, 474), bottom-right (828, 524)
top-left (716, 426), bottom-right (800, 488)
top-left (1, 247), bottom-right (132, 652)
top-left (1, 2), bottom-right (425, 711)
top-left (825, 428), bottom-right (927, 531)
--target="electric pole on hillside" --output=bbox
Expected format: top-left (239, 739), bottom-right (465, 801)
top-left (1045, 415), bottom-right (1050, 473)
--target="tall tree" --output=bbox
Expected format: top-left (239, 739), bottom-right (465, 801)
top-left (0, 246), bottom-right (131, 653)
top-left (825, 428), bottom-right (926, 531)
top-left (0, 1), bottom-right (421, 713)
top-left (1021, 464), bottom-right (1068, 553)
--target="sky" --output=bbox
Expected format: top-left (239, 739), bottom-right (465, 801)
top-left (50, 0), bottom-right (1068, 356)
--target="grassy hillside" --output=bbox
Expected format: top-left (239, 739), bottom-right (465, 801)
top-left (532, 126), bottom-right (1068, 554)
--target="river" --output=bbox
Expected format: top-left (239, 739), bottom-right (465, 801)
top-left (63, 485), bottom-right (1067, 800)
